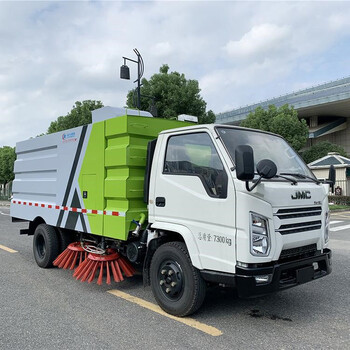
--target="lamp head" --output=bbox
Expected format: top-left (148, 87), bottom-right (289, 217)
top-left (120, 65), bottom-right (130, 80)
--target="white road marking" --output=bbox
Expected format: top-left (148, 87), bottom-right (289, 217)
top-left (0, 211), bottom-right (10, 216)
top-left (330, 224), bottom-right (350, 232)
top-left (330, 220), bottom-right (343, 225)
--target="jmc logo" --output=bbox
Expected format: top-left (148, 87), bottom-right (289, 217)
top-left (291, 190), bottom-right (311, 200)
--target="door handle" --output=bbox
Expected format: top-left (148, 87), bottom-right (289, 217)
top-left (156, 197), bottom-right (166, 207)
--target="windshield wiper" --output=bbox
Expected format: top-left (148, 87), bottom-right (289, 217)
top-left (280, 172), bottom-right (320, 184)
top-left (274, 174), bottom-right (298, 185)
top-left (251, 173), bottom-right (298, 185)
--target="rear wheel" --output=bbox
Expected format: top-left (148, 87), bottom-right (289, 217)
top-left (33, 224), bottom-right (59, 268)
top-left (150, 241), bottom-right (206, 317)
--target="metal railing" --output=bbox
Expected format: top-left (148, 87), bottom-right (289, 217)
top-left (332, 179), bottom-right (350, 196)
top-left (0, 182), bottom-right (12, 200)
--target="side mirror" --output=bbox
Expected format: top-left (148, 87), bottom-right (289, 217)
top-left (256, 159), bottom-right (277, 179)
top-left (235, 145), bottom-right (254, 181)
top-left (328, 164), bottom-right (336, 193)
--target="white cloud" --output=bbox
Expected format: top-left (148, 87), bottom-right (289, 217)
top-left (151, 42), bottom-right (173, 57)
top-left (224, 24), bottom-right (290, 63)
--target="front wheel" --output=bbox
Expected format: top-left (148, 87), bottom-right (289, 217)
top-left (150, 241), bottom-right (206, 317)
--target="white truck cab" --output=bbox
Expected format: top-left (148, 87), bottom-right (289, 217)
top-left (145, 124), bottom-right (332, 313)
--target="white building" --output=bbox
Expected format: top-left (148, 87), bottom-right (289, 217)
top-left (308, 153), bottom-right (350, 196)
top-left (216, 77), bottom-right (350, 155)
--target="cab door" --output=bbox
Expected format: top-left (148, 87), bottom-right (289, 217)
top-left (151, 131), bottom-right (236, 273)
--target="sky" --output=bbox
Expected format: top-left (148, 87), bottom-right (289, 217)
top-left (1, 0), bottom-right (350, 147)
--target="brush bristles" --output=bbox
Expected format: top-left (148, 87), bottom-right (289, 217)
top-left (73, 252), bottom-right (135, 285)
top-left (54, 243), bottom-right (135, 285)
top-left (53, 242), bottom-right (87, 270)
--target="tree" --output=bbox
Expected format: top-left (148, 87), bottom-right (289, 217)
top-left (240, 104), bottom-right (309, 151)
top-left (47, 100), bottom-right (104, 134)
top-left (302, 141), bottom-right (348, 164)
top-left (0, 146), bottom-right (16, 185)
top-left (126, 64), bottom-right (215, 124)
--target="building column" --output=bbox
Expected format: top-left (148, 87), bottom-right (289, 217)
top-left (310, 115), bottom-right (318, 128)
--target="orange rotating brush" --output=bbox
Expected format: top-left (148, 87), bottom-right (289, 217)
top-left (53, 242), bottom-right (87, 270)
top-left (73, 249), bottom-right (135, 285)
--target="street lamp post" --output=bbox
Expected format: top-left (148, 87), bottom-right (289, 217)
top-left (120, 48), bottom-right (144, 110)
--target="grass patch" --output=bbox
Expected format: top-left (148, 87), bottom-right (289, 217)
top-left (329, 204), bottom-right (350, 211)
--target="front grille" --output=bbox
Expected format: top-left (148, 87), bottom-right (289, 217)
top-left (276, 206), bottom-right (322, 219)
top-left (275, 206), bottom-right (322, 235)
top-left (277, 220), bottom-right (322, 235)
top-left (280, 243), bottom-right (317, 261)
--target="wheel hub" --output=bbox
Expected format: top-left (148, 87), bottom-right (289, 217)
top-left (36, 235), bottom-right (46, 259)
top-left (158, 260), bottom-right (183, 300)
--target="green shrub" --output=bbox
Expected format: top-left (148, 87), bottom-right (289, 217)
top-left (302, 141), bottom-right (348, 164)
top-left (328, 195), bottom-right (350, 205)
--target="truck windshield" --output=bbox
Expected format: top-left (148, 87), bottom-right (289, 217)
top-left (216, 127), bottom-right (315, 179)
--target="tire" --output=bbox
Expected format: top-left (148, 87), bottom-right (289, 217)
top-left (33, 224), bottom-right (59, 268)
top-left (150, 242), bottom-right (206, 317)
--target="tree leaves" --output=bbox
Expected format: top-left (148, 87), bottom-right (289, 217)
top-left (0, 146), bottom-right (16, 185)
top-left (47, 100), bottom-right (103, 134)
top-left (302, 141), bottom-right (348, 164)
top-left (126, 64), bottom-right (213, 124)
top-left (241, 104), bottom-right (308, 151)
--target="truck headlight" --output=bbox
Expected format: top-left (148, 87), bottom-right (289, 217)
top-left (250, 213), bottom-right (270, 256)
top-left (325, 211), bottom-right (330, 243)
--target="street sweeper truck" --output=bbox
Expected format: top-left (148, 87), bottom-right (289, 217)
top-left (11, 106), bottom-right (333, 316)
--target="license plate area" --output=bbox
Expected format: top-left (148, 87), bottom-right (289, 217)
top-left (296, 266), bottom-right (314, 284)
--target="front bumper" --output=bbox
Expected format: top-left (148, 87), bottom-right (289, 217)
top-left (201, 249), bottom-right (332, 298)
